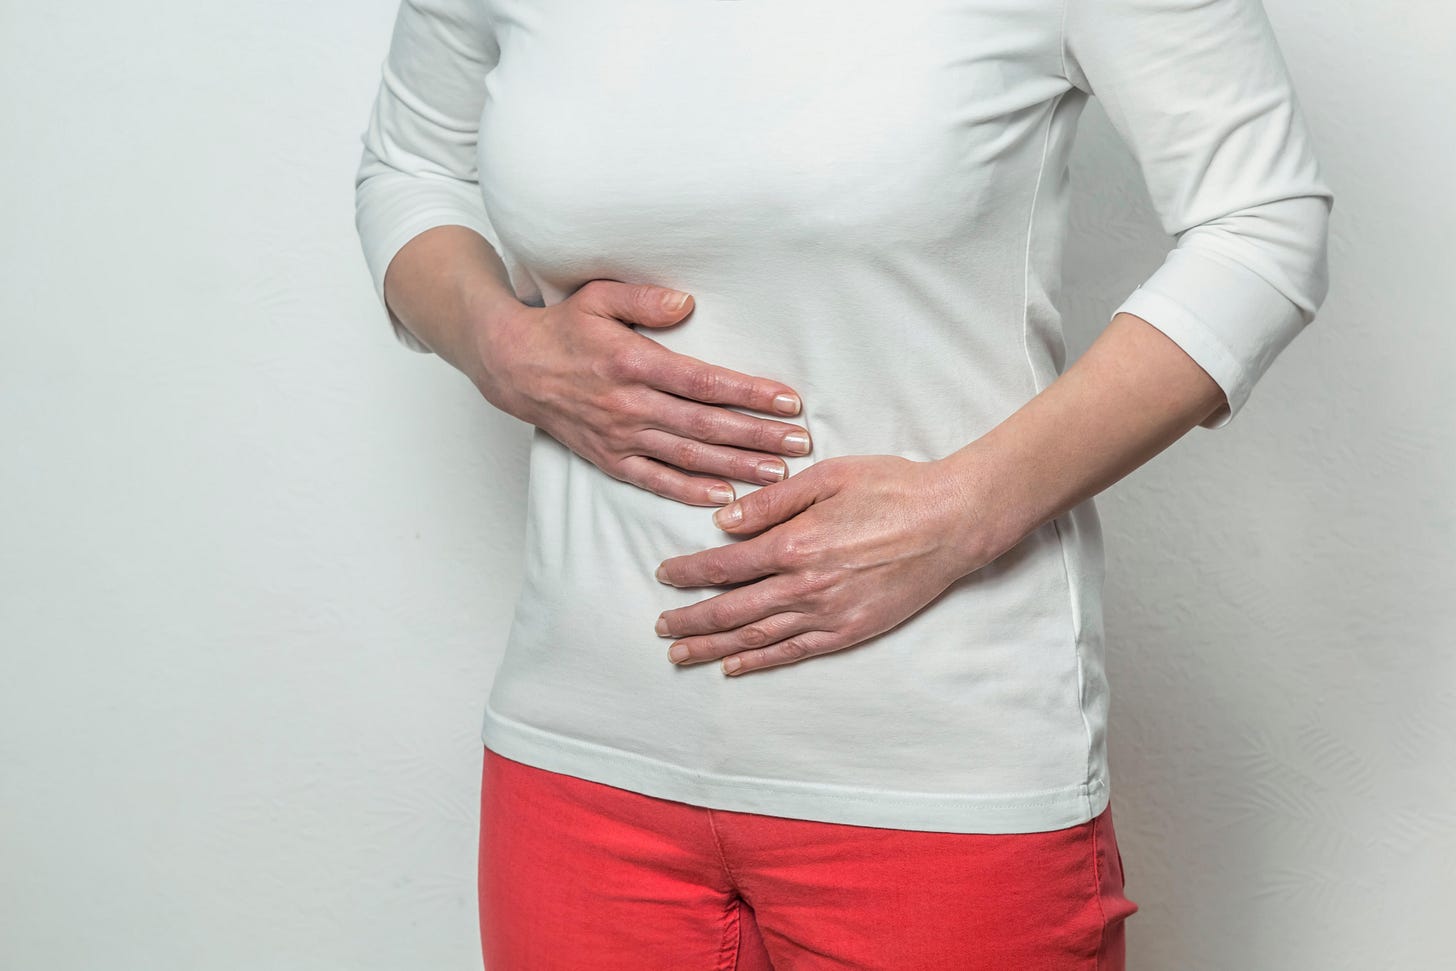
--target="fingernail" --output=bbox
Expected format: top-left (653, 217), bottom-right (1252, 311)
top-left (773, 393), bottom-right (801, 416)
top-left (662, 290), bottom-right (689, 311)
top-left (722, 657), bottom-right (742, 675)
top-left (714, 503), bottom-right (742, 528)
top-left (668, 643), bottom-right (689, 663)
top-left (708, 486), bottom-right (735, 504)
top-left (757, 460), bottom-right (786, 482)
top-left (783, 432), bottom-right (811, 455)
top-left (656, 614), bottom-right (670, 636)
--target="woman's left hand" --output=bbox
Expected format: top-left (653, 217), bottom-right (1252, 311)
top-left (653, 452), bottom-right (1018, 675)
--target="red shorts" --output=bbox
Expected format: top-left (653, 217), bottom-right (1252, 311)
top-left (479, 745), bottom-right (1138, 970)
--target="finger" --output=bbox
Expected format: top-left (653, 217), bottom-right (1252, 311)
top-left (665, 609), bottom-right (813, 666)
top-left (656, 574), bottom-right (802, 641)
top-left (575, 279), bottom-right (695, 328)
top-left (655, 530), bottom-right (784, 589)
top-left (718, 630), bottom-right (844, 676)
top-left (642, 390), bottom-right (814, 458)
top-left (711, 466), bottom-right (837, 533)
top-left (639, 344), bottom-right (805, 418)
top-left (634, 427), bottom-right (789, 487)
top-left (574, 281), bottom-right (804, 418)
top-left (614, 455), bottom-right (741, 507)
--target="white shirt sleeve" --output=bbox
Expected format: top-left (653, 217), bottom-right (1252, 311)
top-left (353, 0), bottom-right (499, 354)
top-left (1063, 0), bottom-right (1334, 428)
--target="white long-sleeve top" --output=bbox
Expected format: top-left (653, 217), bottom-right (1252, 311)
top-left (354, 0), bottom-right (1332, 833)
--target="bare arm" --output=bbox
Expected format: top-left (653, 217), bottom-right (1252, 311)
top-left (652, 0), bottom-right (1334, 675)
top-left (373, 220), bottom-right (819, 505)
top-left (940, 311), bottom-right (1227, 568)
top-left (352, 1), bottom-right (815, 506)
top-left (379, 225), bottom-right (525, 396)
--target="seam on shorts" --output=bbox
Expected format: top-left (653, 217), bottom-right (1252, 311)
top-left (706, 808), bottom-right (743, 893)
top-left (716, 896), bottom-right (742, 971)
top-left (1092, 814), bottom-right (1108, 970)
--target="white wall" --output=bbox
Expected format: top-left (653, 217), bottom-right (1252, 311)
top-left (2, 2), bottom-right (1450, 968)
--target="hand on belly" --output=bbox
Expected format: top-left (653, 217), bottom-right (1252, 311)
top-left (651, 452), bottom-right (1007, 676)
top-left (492, 278), bottom-right (815, 507)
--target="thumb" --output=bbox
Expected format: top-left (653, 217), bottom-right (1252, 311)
top-left (582, 280), bottom-right (694, 328)
top-left (713, 468), bottom-right (832, 533)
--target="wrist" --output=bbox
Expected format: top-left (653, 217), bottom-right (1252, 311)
top-left (461, 282), bottom-right (536, 417)
top-left (933, 442), bottom-right (1042, 575)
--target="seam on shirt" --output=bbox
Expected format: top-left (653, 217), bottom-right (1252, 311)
top-left (1058, 0), bottom-right (1074, 88)
top-left (1018, 90), bottom-right (1062, 406)
top-left (1020, 87), bottom-right (1098, 806)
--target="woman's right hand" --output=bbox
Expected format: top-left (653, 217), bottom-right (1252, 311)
top-left (470, 279), bottom-right (814, 507)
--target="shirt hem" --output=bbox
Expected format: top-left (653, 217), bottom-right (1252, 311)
top-left (481, 700), bottom-right (1110, 835)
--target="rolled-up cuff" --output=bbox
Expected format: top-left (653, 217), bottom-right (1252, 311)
top-left (356, 176), bottom-right (496, 354)
top-left (1111, 246), bottom-right (1308, 430)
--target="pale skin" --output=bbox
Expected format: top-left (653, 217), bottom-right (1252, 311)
top-left (384, 226), bottom-right (815, 502)
top-left (654, 309), bottom-right (1226, 675)
top-left (384, 225), bottom-right (1227, 677)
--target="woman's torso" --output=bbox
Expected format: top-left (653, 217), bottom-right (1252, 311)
top-left (476, 0), bottom-right (1110, 833)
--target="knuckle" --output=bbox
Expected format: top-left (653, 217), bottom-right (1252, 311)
top-left (609, 344), bottom-right (649, 380)
top-left (600, 425), bottom-right (630, 455)
top-left (603, 460), bottom-right (632, 486)
top-left (667, 436), bottom-right (703, 469)
top-left (739, 624), bottom-right (773, 648)
top-left (685, 367), bottom-right (721, 401)
top-left (684, 406), bottom-right (718, 442)
top-left (773, 535), bottom-right (806, 568)
top-left (621, 465), bottom-right (667, 500)
top-left (594, 413), bottom-right (633, 451)
top-left (598, 384), bottom-right (635, 418)
top-left (637, 464), bottom-right (670, 497)
top-left (774, 547), bottom-right (806, 573)
top-left (775, 533), bottom-right (820, 568)
top-left (705, 599), bottom-right (736, 628)
top-left (841, 604), bottom-right (870, 636)
top-left (798, 567), bottom-right (837, 595)
top-left (591, 346), bottom-right (623, 382)
top-left (780, 638), bottom-right (813, 661)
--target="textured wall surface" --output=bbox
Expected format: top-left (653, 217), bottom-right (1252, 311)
top-left (2, 1), bottom-right (1451, 969)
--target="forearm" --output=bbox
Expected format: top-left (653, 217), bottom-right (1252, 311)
top-left (381, 225), bottom-right (528, 384)
top-left (940, 311), bottom-right (1228, 569)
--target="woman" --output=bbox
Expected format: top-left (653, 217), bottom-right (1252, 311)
top-left (354, 0), bottom-right (1332, 966)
